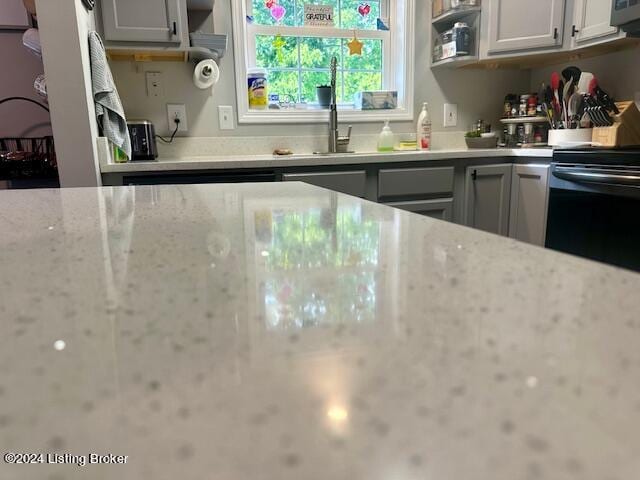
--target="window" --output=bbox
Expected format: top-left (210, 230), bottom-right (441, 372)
top-left (231, 0), bottom-right (414, 123)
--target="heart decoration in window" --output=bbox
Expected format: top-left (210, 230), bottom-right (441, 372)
top-left (358, 3), bottom-right (371, 16)
top-left (270, 4), bottom-right (286, 22)
top-left (265, 0), bottom-right (275, 9)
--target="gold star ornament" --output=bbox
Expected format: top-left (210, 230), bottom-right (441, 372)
top-left (272, 34), bottom-right (286, 62)
top-left (347, 36), bottom-right (363, 56)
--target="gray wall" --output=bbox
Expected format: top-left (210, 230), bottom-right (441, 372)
top-left (0, 31), bottom-right (51, 137)
top-left (530, 45), bottom-right (640, 102)
top-left (110, 0), bottom-right (531, 137)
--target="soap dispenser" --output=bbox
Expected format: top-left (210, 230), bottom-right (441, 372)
top-left (377, 120), bottom-right (394, 152)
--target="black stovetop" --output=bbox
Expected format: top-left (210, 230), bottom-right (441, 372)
top-left (553, 148), bottom-right (640, 166)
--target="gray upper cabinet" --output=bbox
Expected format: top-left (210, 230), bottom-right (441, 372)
top-left (487, 0), bottom-right (566, 54)
top-left (282, 171), bottom-right (368, 198)
top-left (508, 165), bottom-right (550, 246)
top-left (101, 0), bottom-right (183, 44)
top-left (464, 164), bottom-right (512, 236)
top-left (572, 0), bottom-right (620, 47)
top-left (386, 199), bottom-right (454, 222)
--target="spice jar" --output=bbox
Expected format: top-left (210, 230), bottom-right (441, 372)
top-left (534, 126), bottom-right (543, 143)
top-left (527, 95), bottom-right (538, 117)
top-left (519, 95), bottom-right (530, 117)
top-left (504, 94), bottom-right (517, 118)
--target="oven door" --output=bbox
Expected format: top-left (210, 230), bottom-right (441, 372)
top-left (545, 163), bottom-right (640, 272)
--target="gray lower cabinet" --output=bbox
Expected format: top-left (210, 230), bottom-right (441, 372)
top-left (378, 167), bottom-right (454, 200)
top-left (464, 164), bottom-right (512, 236)
top-left (487, 0), bottom-right (566, 54)
top-left (282, 171), bottom-right (367, 198)
top-left (508, 164), bottom-right (550, 246)
top-left (385, 199), bottom-right (454, 221)
top-left (101, 0), bottom-right (183, 44)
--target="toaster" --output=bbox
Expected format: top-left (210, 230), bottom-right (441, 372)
top-left (127, 120), bottom-right (158, 161)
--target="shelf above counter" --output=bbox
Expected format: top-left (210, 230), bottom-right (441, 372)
top-left (431, 55), bottom-right (479, 68)
top-left (432, 6), bottom-right (482, 26)
top-left (106, 35), bottom-right (227, 63)
top-left (500, 116), bottom-right (549, 125)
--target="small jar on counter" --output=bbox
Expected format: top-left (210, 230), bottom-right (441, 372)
top-left (524, 123), bottom-right (534, 144)
top-left (533, 126), bottom-right (544, 144)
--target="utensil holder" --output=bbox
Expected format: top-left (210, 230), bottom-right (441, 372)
top-left (592, 101), bottom-right (640, 148)
top-left (548, 129), bottom-right (593, 147)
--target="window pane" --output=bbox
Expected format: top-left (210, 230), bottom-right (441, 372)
top-left (343, 71), bottom-right (382, 102)
top-left (251, 0), bottom-right (383, 29)
top-left (340, 0), bottom-right (380, 30)
top-left (256, 35), bottom-right (298, 68)
top-left (299, 37), bottom-right (341, 69)
top-left (267, 70), bottom-right (300, 103)
top-left (342, 38), bottom-right (382, 70)
top-left (251, 0), bottom-right (297, 26)
top-left (300, 71), bottom-right (332, 103)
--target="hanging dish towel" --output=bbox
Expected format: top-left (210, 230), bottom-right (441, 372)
top-left (88, 31), bottom-right (131, 160)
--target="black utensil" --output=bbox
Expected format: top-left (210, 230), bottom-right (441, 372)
top-left (562, 66), bottom-right (582, 84)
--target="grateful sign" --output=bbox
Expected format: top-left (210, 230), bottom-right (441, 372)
top-left (304, 4), bottom-right (334, 27)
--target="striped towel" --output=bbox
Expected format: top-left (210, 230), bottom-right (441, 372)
top-left (88, 31), bottom-right (131, 160)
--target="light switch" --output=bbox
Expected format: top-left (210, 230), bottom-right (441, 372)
top-left (444, 103), bottom-right (458, 127)
top-left (146, 72), bottom-right (163, 98)
top-left (218, 106), bottom-right (235, 130)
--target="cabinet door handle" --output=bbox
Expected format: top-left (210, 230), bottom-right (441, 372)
top-left (553, 28), bottom-right (558, 40)
top-left (471, 169), bottom-right (478, 181)
top-left (572, 25), bottom-right (579, 37)
top-left (172, 21), bottom-right (177, 36)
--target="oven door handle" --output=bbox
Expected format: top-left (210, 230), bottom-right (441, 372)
top-left (553, 167), bottom-right (640, 187)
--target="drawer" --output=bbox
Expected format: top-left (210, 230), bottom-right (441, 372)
top-left (386, 198), bottom-right (453, 222)
top-left (282, 171), bottom-right (367, 198)
top-left (378, 166), bottom-right (454, 200)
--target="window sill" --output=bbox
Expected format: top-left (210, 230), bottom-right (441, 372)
top-left (238, 107), bottom-right (413, 124)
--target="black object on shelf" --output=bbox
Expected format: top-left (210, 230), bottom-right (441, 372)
top-left (0, 136), bottom-right (59, 189)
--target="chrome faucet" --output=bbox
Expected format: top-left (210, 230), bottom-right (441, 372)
top-left (328, 56), bottom-right (339, 153)
top-left (315, 56), bottom-right (352, 155)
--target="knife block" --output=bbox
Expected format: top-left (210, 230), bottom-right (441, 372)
top-left (592, 101), bottom-right (640, 148)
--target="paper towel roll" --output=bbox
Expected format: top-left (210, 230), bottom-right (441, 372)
top-left (193, 59), bottom-right (220, 90)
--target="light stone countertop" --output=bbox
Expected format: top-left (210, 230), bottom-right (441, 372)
top-left (1, 182), bottom-right (639, 480)
top-left (100, 148), bottom-right (553, 173)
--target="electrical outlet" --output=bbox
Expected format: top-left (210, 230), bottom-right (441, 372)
top-left (146, 72), bottom-right (163, 98)
top-left (444, 103), bottom-right (458, 127)
top-left (167, 104), bottom-right (188, 132)
top-left (218, 105), bottom-right (234, 130)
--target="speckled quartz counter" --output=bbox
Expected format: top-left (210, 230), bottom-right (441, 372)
top-left (1, 183), bottom-right (639, 480)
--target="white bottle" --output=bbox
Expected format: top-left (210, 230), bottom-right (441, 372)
top-left (377, 120), bottom-right (395, 152)
top-left (417, 102), bottom-right (432, 150)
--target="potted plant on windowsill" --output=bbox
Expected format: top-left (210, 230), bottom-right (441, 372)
top-left (316, 85), bottom-right (332, 107)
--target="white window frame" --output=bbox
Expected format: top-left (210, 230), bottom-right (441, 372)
top-left (230, 0), bottom-right (415, 124)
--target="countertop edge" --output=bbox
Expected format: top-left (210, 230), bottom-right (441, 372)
top-left (100, 148), bottom-right (554, 173)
